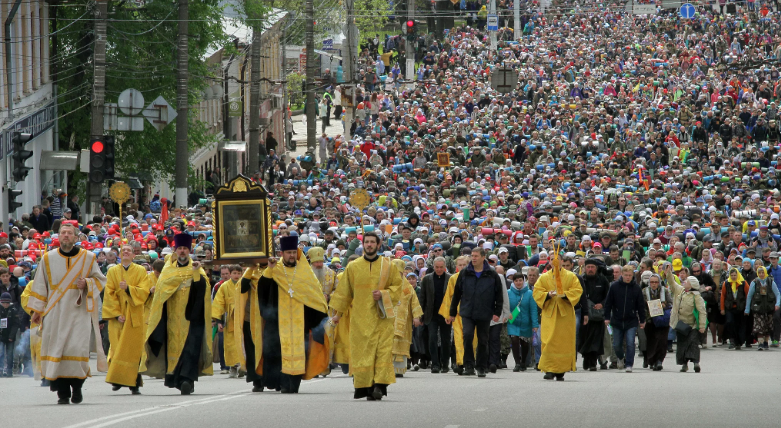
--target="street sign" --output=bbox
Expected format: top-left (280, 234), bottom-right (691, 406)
top-left (761, 5), bottom-right (769, 16)
top-left (632, 4), bottom-right (657, 15)
top-left (487, 15), bottom-right (498, 31)
top-left (490, 68), bottom-right (518, 94)
top-left (679, 3), bottom-right (695, 19)
top-left (142, 96), bottom-right (178, 132)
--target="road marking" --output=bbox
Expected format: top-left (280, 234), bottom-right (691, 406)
top-left (61, 391), bottom-right (248, 428)
top-left (62, 376), bottom-right (340, 428)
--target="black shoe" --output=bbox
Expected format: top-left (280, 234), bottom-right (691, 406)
top-left (252, 385), bottom-right (264, 393)
top-left (555, 374), bottom-right (565, 381)
top-left (513, 364), bottom-right (521, 372)
top-left (728, 343), bottom-right (735, 349)
top-left (371, 385), bottom-right (383, 400)
top-left (366, 396), bottom-right (376, 401)
top-left (499, 362), bottom-right (507, 369)
top-left (41, 379), bottom-right (50, 387)
top-left (280, 388), bottom-right (293, 394)
top-left (180, 381), bottom-right (193, 395)
top-left (534, 363), bottom-right (540, 371)
top-left (746, 344), bottom-right (753, 348)
top-left (71, 390), bottom-right (83, 404)
top-left (519, 365), bottom-right (527, 372)
top-left (431, 366), bottom-right (440, 374)
top-left (477, 368), bottom-right (486, 378)
top-left (642, 357), bottom-right (648, 369)
top-left (130, 388), bottom-right (141, 395)
top-left (694, 364), bottom-right (701, 373)
top-left (609, 362), bottom-right (618, 369)
top-left (544, 372), bottom-right (554, 380)
top-left (112, 385), bottom-right (122, 391)
top-left (57, 397), bottom-right (70, 405)
top-left (463, 367), bottom-right (476, 376)
top-left (735, 346), bottom-right (742, 350)
top-left (455, 366), bottom-right (464, 375)
top-left (600, 362), bottom-right (607, 370)
top-left (395, 373), bottom-right (403, 378)
top-left (489, 364), bottom-right (497, 373)
top-left (419, 361), bottom-right (428, 369)
top-left (589, 367), bottom-right (597, 371)
top-left (441, 366), bottom-right (449, 374)
top-left (667, 346), bottom-right (674, 353)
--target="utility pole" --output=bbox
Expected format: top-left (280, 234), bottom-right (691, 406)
top-left (248, 20), bottom-right (262, 174)
top-left (514, 0), bottom-right (520, 40)
top-left (489, 0), bottom-right (497, 51)
top-left (304, 0), bottom-right (316, 153)
top-left (88, 0), bottom-right (108, 214)
top-left (406, 0), bottom-right (415, 83)
top-left (175, 0), bottom-right (189, 208)
top-left (281, 24), bottom-right (288, 151)
top-left (344, 0), bottom-right (356, 140)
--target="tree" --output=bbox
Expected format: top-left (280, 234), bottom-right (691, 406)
top-left (54, 0), bottom-right (226, 189)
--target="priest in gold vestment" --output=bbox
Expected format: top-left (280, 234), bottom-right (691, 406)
top-left (391, 259), bottom-right (423, 376)
top-left (141, 234), bottom-right (212, 395)
top-left (103, 245), bottom-right (151, 394)
top-left (212, 265), bottom-right (243, 377)
top-left (532, 245), bottom-right (582, 381)
top-left (237, 236), bottom-right (330, 393)
top-left (309, 247), bottom-right (337, 376)
top-left (27, 223), bottom-right (107, 404)
top-left (20, 281), bottom-right (43, 384)
top-left (330, 232), bottom-right (404, 401)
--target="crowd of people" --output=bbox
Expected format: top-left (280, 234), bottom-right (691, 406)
top-left (3, 0), bottom-right (781, 404)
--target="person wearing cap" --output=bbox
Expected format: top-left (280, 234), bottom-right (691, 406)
top-left (579, 258), bottom-right (610, 371)
top-left (27, 223), bottom-right (107, 404)
top-left (330, 232), bottom-right (406, 400)
top-left (141, 233), bottom-right (212, 396)
top-left (238, 235), bottom-right (330, 394)
top-left (1, 291), bottom-right (20, 377)
top-left (102, 245), bottom-right (152, 395)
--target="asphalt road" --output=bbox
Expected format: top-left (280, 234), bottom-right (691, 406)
top-left (3, 342), bottom-right (780, 428)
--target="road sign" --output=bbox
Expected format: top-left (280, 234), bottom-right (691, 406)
top-left (487, 15), bottom-right (498, 31)
top-left (679, 3), bottom-right (695, 19)
top-left (142, 96), bottom-right (178, 132)
top-left (761, 5), bottom-right (769, 16)
top-left (632, 4), bottom-right (657, 15)
top-left (490, 68), bottom-right (518, 94)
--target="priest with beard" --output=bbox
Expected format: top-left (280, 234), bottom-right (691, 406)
top-left (330, 232), bottom-right (404, 401)
top-left (236, 235), bottom-right (330, 393)
top-left (141, 233), bottom-right (212, 395)
top-left (578, 259), bottom-right (610, 371)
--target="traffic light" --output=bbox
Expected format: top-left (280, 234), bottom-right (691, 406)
top-left (104, 135), bottom-right (115, 180)
top-left (405, 20), bottom-right (417, 40)
top-left (7, 188), bottom-right (22, 213)
top-left (11, 132), bottom-right (33, 182)
top-left (89, 136), bottom-right (115, 183)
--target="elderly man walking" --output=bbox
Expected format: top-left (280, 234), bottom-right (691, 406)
top-left (420, 257), bottom-right (451, 373)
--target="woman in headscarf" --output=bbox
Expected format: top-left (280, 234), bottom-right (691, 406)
top-left (740, 259), bottom-right (757, 347)
top-left (665, 265), bottom-right (707, 373)
top-left (699, 248), bottom-right (714, 272)
top-left (376, 55), bottom-right (385, 76)
top-left (745, 266), bottom-right (781, 351)
top-left (642, 273), bottom-right (673, 371)
top-left (720, 267), bottom-right (750, 350)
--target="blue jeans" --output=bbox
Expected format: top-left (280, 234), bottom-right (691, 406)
top-left (217, 331), bottom-right (227, 370)
top-left (612, 325), bottom-right (638, 367)
top-left (0, 341), bottom-right (15, 374)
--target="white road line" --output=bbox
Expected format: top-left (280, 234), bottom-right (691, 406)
top-left (61, 391), bottom-right (247, 428)
top-left (61, 376), bottom-right (339, 428)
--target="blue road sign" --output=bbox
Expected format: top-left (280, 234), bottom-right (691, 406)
top-left (679, 3), bottom-right (695, 19)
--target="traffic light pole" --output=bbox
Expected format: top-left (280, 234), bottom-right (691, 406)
top-left (344, 0), bottom-right (356, 141)
top-left (88, 0), bottom-right (108, 217)
top-left (174, 0), bottom-right (190, 209)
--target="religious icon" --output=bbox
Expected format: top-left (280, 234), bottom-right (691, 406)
top-left (437, 152), bottom-right (450, 168)
top-left (212, 175), bottom-right (273, 262)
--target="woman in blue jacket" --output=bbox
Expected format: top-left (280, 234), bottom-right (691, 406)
top-left (507, 273), bottom-right (539, 371)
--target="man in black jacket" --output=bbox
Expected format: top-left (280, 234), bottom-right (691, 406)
top-left (448, 248), bottom-right (504, 377)
top-left (604, 265), bottom-right (646, 372)
top-left (578, 259), bottom-right (610, 371)
top-left (29, 205), bottom-right (50, 233)
top-left (419, 257), bottom-right (451, 374)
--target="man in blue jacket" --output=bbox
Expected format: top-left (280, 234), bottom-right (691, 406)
top-left (768, 252), bottom-right (781, 347)
top-left (604, 265), bottom-right (646, 372)
top-left (448, 248), bottom-right (504, 378)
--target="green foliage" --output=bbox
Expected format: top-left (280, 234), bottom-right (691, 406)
top-left (286, 72), bottom-right (305, 109)
top-left (354, 0), bottom-right (392, 37)
top-left (55, 0), bottom-right (226, 187)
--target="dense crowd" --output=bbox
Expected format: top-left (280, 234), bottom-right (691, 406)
top-left (4, 0), bottom-right (781, 379)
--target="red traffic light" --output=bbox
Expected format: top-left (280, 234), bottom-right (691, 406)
top-left (407, 20), bottom-right (414, 28)
top-left (92, 140), bottom-right (104, 153)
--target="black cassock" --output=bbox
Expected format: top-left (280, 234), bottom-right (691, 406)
top-left (241, 275), bottom-right (327, 393)
top-left (149, 267), bottom-right (209, 391)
